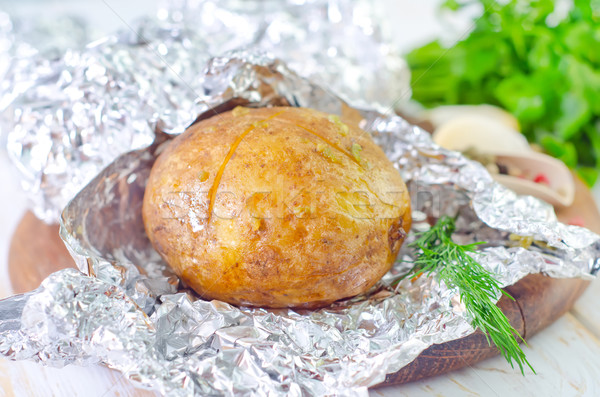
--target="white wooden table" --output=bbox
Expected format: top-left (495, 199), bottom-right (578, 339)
top-left (1, 1), bottom-right (600, 395)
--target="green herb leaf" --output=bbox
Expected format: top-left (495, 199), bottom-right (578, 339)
top-left (400, 216), bottom-right (535, 374)
top-left (576, 166), bottom-right (599, 187)
top-left (406, 1), bottom-right (600, 187)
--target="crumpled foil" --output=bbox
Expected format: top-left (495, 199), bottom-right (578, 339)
top-left (1, 0), bottom-right (409, 223)
top-left (1, 49), bottom-right (599, 396)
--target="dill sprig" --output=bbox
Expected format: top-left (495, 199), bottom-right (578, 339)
top-left (402, 215), bottom-right (534, 374)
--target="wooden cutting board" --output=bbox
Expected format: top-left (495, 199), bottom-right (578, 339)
top-left (7, 174), bottom-right (600, 388)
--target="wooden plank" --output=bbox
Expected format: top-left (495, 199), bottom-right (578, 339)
top-left (0, 358), bottom-right (157, 397)
top-left (571, 281), bottom-right (600, 340)
top-left (372, 313), bottom-right (600, 396)
top-left (571, 183), bottom-right (600, 339)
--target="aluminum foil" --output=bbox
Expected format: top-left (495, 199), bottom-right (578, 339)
top-left (1, 0), bottom-right (409, 223)
top-left (1, 50), bottom-right (600, 396)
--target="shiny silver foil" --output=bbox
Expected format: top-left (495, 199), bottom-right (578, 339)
top-left (1, 50), bottom-right (599, 396)
top-left (1, 0), bottom-right (409, 223)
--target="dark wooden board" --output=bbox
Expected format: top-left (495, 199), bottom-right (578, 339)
top-left (8, 174), bottom-right (600, 387)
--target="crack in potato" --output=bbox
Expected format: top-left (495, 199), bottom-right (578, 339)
top-left (207, 109), bottom-right (287, 223)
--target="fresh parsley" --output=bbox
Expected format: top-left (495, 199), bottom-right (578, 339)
top-left (406, 0), bottom-right (600, 186)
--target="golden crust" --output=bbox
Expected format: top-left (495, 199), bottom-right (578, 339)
top-left (143, 106), bottom-right (411, 308)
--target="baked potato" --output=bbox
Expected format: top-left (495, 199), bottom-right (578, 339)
top-left (143, 106), bottom-right (411, 308)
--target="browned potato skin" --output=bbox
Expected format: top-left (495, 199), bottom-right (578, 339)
top-left (143, 107), bottom-right (411, 308)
